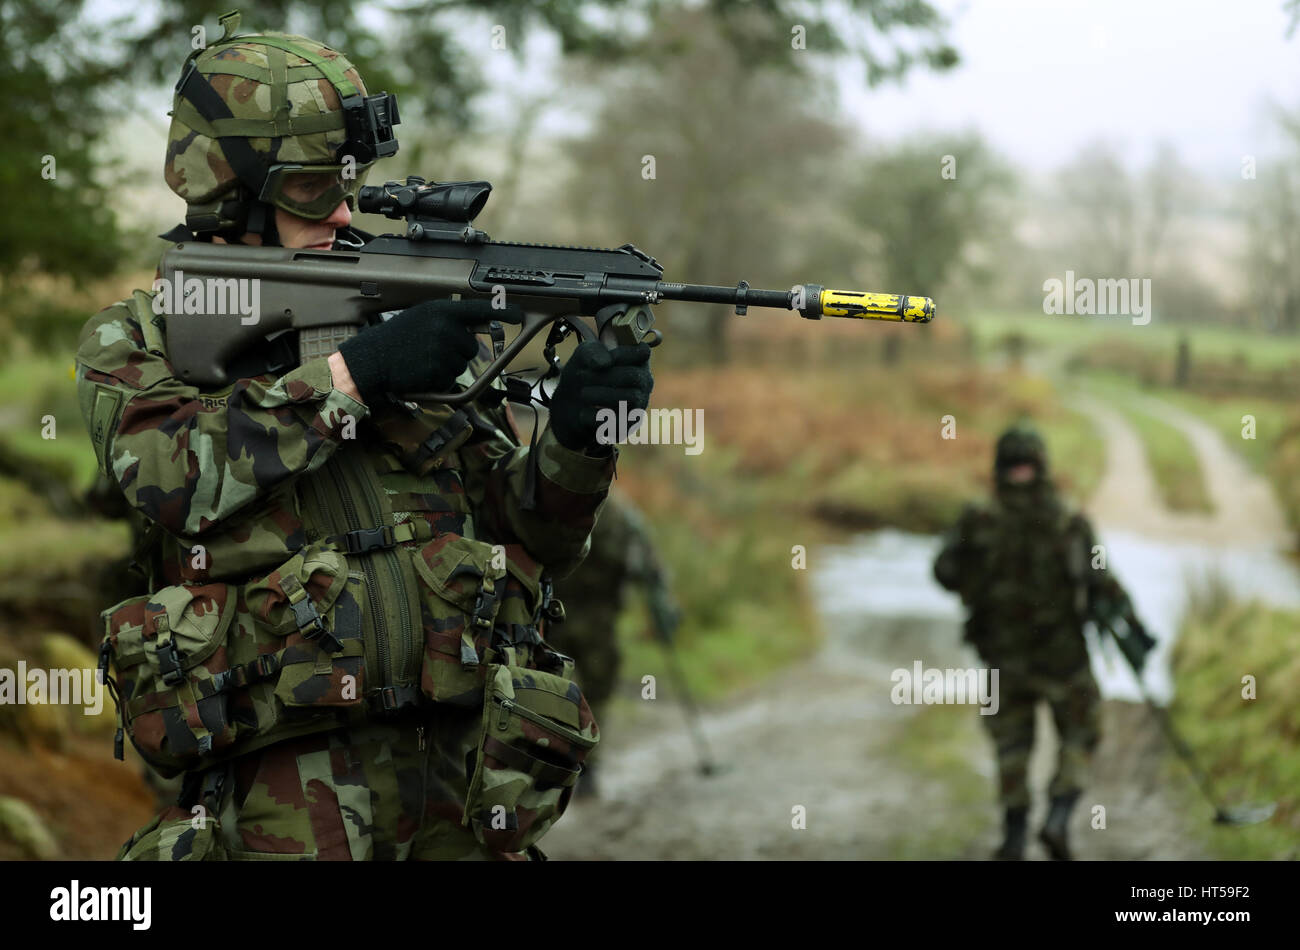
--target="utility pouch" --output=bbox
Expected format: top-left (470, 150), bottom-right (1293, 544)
top-left (412, 534), bottom-right (544, 706)
top-left (243, 542), bottom-right (366, 708)
top-left (100, 583), bottom-right (239, 777)
top-left (461, 657), bottom-right (599, 853)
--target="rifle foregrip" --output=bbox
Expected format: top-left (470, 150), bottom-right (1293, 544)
top-left (816, 289), bottom-right (935, 323)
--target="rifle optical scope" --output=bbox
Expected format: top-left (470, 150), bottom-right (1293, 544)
top-left (358, 178), bottom-right (491, 224)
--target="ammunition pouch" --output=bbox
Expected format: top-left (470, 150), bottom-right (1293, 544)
top-left (99, 540), bottom-right (368, 778)
top-left (463, 655), bottom-right (598, 853)
top-left (408, 531), bottom-right (596, 852)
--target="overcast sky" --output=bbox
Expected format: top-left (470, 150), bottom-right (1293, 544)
top-left (839, 0), bottom-right (1300, 177)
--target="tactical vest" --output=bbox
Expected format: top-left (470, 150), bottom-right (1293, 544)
top-left (96, 291), bottom-right (597, 852)
top-left (957, 498), bottom-right (1093, 675)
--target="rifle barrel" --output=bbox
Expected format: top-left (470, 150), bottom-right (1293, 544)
top-left (654, 281), bottom-right (935, 323)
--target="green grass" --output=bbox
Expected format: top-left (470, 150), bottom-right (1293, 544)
top-left (1125, 407), bottom-right (1213, 513)
top-left (0, 355), bottom-right (101, 491)
top-left (1155, 388), bottom-right (1288, 474)
top-left (1080, 372), bottom-right (1214, 513)
top-left (969, 310), bottom-right (1300, 372)
top-left (1079, 368), bottom-right (1300, 541)
top-left (882, 702), bottom-right (991, 858)
top-left (1171, 583), bottom-right (1300, 859)
top-left (1041, 405), bottom-right (1105, 506)
top-left (1160, 388), bottom-right (1300, 543)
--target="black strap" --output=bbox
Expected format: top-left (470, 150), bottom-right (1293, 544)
top-left (495, 623), bottom-right (542, 648)
top-left (330, 525), bottom-right (396, 555)
top-left (157, 639), bottom-right (185, 687)
top-left (97, 641), bottom-right (127, 761)
top-left (209, 653), bottom-right (282, 695)
top-left (413, 410), bottom-right (470, 467)
top-left (469, 573), bottom-right (502, 631)
top-left (176, 62), bottom-right (271, 197)
top-left (177, 763), bottom-right (230, 816)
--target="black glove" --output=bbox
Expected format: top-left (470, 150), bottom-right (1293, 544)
top-left (338, 299), bottom-right (522, 404)
top-left (548, 341), bottom-right (653, 452)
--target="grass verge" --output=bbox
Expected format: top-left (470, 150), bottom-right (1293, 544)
top-left (1171, 580), bottom-right (1300, 859)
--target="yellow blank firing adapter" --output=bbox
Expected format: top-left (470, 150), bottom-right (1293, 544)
top-left (803, 286), bottom-right (935, 323)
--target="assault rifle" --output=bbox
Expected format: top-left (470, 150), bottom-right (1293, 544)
top-left (160, 177), bottom-right (935, 403)
top-left (1090, 611), bottom-right (1274, 826)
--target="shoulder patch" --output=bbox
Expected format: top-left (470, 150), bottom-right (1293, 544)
top-left (90, 385), bottom-right (125, 473)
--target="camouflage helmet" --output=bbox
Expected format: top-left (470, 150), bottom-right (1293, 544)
top-left (165, 10), bottom-right (399, 238)
top-left (994, 422), bottom-right (1048, 480)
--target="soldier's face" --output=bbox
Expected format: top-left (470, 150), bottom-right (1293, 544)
top-left (1005, 462), bottom-right (1038, 484)
top-left (273, 199), bottom-right (353, 249)
top-left (218, 199), bottom-right (353, 250)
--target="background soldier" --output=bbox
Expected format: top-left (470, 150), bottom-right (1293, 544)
top-left (547, 490), bottom-right (676, 798)
top-left (932, 423), bottom-right (1152, 860)
top-left (76, 16), bottom-right (651, 860)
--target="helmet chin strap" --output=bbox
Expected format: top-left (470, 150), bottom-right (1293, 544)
top-left (242, 199), bottom-right (281, 247)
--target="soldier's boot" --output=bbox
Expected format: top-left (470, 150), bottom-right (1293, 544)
top-left (993, 806), bottom-right (1028, 860)
top-left (1039, 790), bottom-right (1081, 860)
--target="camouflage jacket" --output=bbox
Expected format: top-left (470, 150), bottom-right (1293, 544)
top-left (76, 277), bottom-right (614, 775)
top-left (933, 489), bottom-right (1133, 677)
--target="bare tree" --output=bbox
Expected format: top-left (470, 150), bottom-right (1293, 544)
top-left (560, 6), bottom-right (846, 362)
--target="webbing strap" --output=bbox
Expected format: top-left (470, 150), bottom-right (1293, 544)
top-left (325, 520), bottom-right (433, 555)
top-left (207, 652), bottom-right (283, 695)
top-left (278, 574), bottom-right (342, 652)
top-left (152, 614), bottom-right (185, 687)
top-left (236, 34), bottom-right (359, 98)
top-left (268, 44), bottom-right (289, 126)
top-left (190, 58), bottom-right (334, 85)
top-left (365, 684), bottom-right (422, 717)
top-left (415, 410), bottom-right (470, 466)
top-left (172, 90), bottom-right (346, 139)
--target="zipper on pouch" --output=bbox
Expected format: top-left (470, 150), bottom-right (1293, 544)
top-left (491, 696), bottom-right (597, 750)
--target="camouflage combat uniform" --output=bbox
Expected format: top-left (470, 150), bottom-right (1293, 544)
top-left (76, 22), bottom-right (610, 861)
top-left (933, 425), bottom-right (1138, 860)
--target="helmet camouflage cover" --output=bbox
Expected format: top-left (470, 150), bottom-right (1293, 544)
top-left (164, 12), bottom-right (397, 230)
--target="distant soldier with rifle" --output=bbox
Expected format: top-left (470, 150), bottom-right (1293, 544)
top-left (933, 423), bottom-right (1155, 860)
top-left (547, 491), bottom-right (710, 798)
